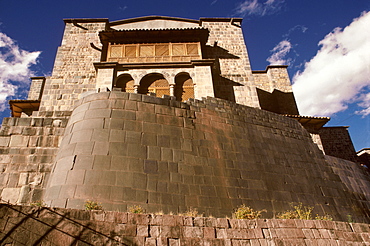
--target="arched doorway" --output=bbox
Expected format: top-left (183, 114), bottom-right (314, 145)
top-left (115, 74), bottom-right (135, 92)
top-left (174, 73), bottom-right (194, 102)
top-left (138, 73), bottom-right (170, 98)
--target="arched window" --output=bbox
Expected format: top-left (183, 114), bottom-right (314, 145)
top-left (115, 74), bottom-right (135, 92)
top-left (175, 73), bottom-right (194, 102)
top-left (138, 73), bottom-right (170, 98)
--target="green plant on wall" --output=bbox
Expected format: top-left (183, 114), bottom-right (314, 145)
top-left (84, 200), bottom-right (103, 210)
top-left (315, 214), bottom-right (333, 221)
top-left (30, 200), bottom-right (46, 207)
top-left (232, 205), bottom-right (266, 219)
top-left (179, 207), bottom-right (202, 217)
top-left (128, 205), bottom-right (145, 214)
top-left (277, 203), bottom-right (313, 220)
top-left (347, 214), bottom-right (354, 223)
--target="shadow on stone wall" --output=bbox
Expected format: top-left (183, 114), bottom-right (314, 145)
top-left (1, 203), bottom-right (370, 245)
top-left (0, 202), bottom-right (134, 245)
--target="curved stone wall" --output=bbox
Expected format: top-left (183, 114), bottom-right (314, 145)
top-left (44, 92), bottom-right (370, 222)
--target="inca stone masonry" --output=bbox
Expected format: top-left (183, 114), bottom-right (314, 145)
top-left (1, 16), bottom-right (369, 222)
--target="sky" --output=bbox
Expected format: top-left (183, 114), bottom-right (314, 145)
top-left (0, 0), bottom-right (369, 151)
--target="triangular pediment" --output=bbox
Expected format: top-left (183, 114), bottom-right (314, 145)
top-left (109, 16), bottom-right (200, 30)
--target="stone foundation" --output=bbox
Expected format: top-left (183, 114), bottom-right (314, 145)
top-left (0, 204), bottom-right (369, 245)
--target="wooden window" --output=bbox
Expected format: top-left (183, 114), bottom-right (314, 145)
top-left (172, 44), bottom-right (186, 56)
top-left (107, 42), bottom-right (200, 62)
top-left (140, 45), bottom-right (155, 57)
top-left (125, 45), bottom-right (136, 57)
top-left (155, 44), bottom-right (169, 56)
top-left (186, 44), bottom-right (198, 55)
top-left (110, 46), bottom-right (123, 57)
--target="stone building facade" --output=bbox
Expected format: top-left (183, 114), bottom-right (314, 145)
top-left (0, 16), bottom-right (369, 222)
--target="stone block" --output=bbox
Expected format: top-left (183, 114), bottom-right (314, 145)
top-left (137, 111), bottom-right (156, 123)
top-left (84, 109), bottom-right (112, 119)
top-left (92, 185), bottom-right (112, 200)
top-left (93, 155), bottom-right (111, 170)
top-left (0, 137), bottom-right (10, 147)
top-left (144, 160), bottom-right (158, 174)
top-left (0, 155), bottom-right (11, 164)
top-left (74, 185), bottom-right (94, 198)
top-left (160, 226), bottom-right (181, 238)
top-left (161, 148), bottom-right (173, 162)
top-left (127, 143), bottom-right (147, 159)
top-left (89, 99), bottom-right (110, 109)
top-left (350, 223), bottom-right (370, 233)
top-left (126, 131), bottom-right (142, 143)
top-left (92, 142), bottom-right (109, 155)
top-left (18, 173), bottom-right (29, 185)
top-left (128, 93), bottom-right (142, 102)
top-left (147, 146), bottom-right (161, 160)
top-left (17, 185), bottom-right (31, 203)
top-left (74, 155), bottom-right (94, 170)
top-left (125, 100), bottom-right (138, 110)
top-left (55, 155), bottom-right (75, 171)
top-left (1, 188), bottom-right (20, 203)
top-left (168, 238), bottom-right (179, 246)
top-left (9, 135), bottom-right (29, 147)
top-left (69, 129), bottom-right (93, 143)
top-left (65, 170), bottom-right (85, 185)
top-left (73, 141), bottom-right (94, 155)
top-left (58, 184), bottom-right (77, 199)
top-left (183, 226), bottom-right (203, 238)
top-left (145, 238), bottom-right (157, 246)
top-left (270, 228), bottom-right (305, 239)
top-left (49, 170), bottom-right (68, 186)
top-left (107, 118), bottom-right (124, 129)
top-left (204, 227), bottom-right (216, 239)
top-left (73, 119), bottom-right (104, 133)
top-left (109, 91), bottom-right (129, 100)
top-left (137, 225), bottom-right (149, 237)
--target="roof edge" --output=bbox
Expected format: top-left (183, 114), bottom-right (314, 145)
top-left (109, 16), bottom-right (199, 26)
top-left (200, 17), bottom-right (243, 23)
top-left (64, 18), bottom-right (109, 23)
top-left (252, 65), bottom-right (289, 73)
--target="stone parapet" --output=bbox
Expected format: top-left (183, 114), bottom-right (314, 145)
top-left (0, 204), bottom-right (369, 245)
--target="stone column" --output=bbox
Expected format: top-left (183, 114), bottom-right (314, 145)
top-left (170, 84), bottom-right (175, 97)
top-left (94, 62), bottom-right (117, 92)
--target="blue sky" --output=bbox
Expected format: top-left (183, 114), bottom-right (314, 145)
top-left (0, 0), bottom-right (369, 151)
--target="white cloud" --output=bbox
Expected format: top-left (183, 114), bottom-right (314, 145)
top-left (119, 6), bottom-right (127, 12)
top-left (267, 40), bottom-right (292, 65)
top-left (355, 92), bottom-right (370, 116)
top-left (0, 32), bottom-right (40, 111)
top-left (283, 25), bottom-right (308, 38)
top-left (292, 11), bottom-right (370, 117)
top-left (235, 0), bottom-right (284, 16)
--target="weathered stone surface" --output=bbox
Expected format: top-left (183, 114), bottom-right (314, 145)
top-left (1, 205), bottom-right (368, 246)
top-left (38, 94), bottom-right (370, 223)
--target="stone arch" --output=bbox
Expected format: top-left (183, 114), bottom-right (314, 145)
top-left (138, 73), bottom-right (170, 98)
top-left (174, 72), bottom-right (194, 102)
top-left (115, 74), bottom-right (135, 92)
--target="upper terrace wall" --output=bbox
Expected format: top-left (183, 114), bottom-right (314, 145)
top-left (0, 116), bottom-right (69, 205)
top-left (201, 19), bottom-right (260, 108)
top-left (39, 20), bottom-right (108, 112)
top-left (44, 92), bottom-right (370, 222)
